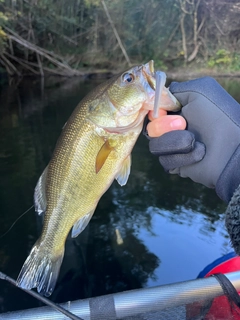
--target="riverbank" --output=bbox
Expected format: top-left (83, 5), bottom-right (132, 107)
top-left (69, 64), bottom-right (240, 81)
top-left (167, 67), bottom-right (240, 80)
top-left (1, 65), bottom-right (240, 87)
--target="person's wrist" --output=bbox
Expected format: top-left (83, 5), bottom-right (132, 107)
top-left (216, 144), bottom-right (240, 203)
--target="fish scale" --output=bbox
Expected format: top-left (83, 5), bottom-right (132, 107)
top-left (16, 60), bottom-right (180, 296)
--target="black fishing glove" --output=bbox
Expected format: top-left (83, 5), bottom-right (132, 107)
top-left (148, 77), bottom-right (240, 204)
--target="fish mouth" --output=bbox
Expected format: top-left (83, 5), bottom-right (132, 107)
top-left (144, 60), bottom-right (154, 75)
top-left (102, 60), bottom-right (181, 134)
top-left (140, 61), bottom-right (156, 112)
top-left (142, 60), bottom-right (155, 91)
top-left (142, 60), bottom-right (181, 115)
top-left (142, 61), bottom-right (167, 117)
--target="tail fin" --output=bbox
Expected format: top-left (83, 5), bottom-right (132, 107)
top-left (16, 242), bottom-right (64, 297)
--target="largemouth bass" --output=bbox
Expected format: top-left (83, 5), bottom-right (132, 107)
top-left (17, 61), bottom-right (180, 296)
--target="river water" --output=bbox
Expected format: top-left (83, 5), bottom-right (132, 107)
top-left (0, 75), bottom-right (239, 313)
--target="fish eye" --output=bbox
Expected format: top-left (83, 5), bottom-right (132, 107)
top-left (122, 73), bottom-right (135, 83)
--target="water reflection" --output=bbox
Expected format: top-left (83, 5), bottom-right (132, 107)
top-left (0, 75), bottom-right (238, 313)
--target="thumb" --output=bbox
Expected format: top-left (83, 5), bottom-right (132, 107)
top-left (147, 115), bottom-right (186, 137)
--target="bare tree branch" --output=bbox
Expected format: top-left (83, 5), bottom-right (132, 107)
top-left (101, 0), bottom-right (131, 67)
top-left (3, 27), bottom-right (84, 76)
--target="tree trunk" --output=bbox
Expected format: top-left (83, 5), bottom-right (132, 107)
top-left (180, 13), bottom-right (188, 62)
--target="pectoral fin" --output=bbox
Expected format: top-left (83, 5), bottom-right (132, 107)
top-left (71, 209), bottom-right (95, 238)
top-left (115, 155), bottom-right (131, 186)
top-left (34, 166), bottom-right (48, 215)
top-left (96, 140), bottom-right (114, 173)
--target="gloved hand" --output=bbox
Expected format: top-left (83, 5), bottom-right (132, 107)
top-left (148, 77), bottom-right (240, 203)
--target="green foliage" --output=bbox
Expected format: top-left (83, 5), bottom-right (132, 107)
top-left (208, 49), bottom-right (231, 67)
top-left (230, 53), bottom-right (240, 71)
top-left (0, 10), bottom-right (8, 53)
top-left (208, 50), bottom-right (240, 71)
top-left (1, 0), bottom-right (240, 74)
top-left (0, 11), bottom-right (8, 22)
top-left (83, 0), bottom-right (101, 7)
top-left (0, 28), bottom-right (6, 53)
top-left (153, 59), bottom-right (168, 71)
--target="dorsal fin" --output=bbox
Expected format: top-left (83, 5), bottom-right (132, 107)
top-left (34, 166), bottom-right (48, 215)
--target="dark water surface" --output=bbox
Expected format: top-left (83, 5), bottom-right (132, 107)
top-left (0, 75), bottom-right (239, 313)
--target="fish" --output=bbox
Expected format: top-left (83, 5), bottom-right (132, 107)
top-left (16, 60), bottom-right (181, 296)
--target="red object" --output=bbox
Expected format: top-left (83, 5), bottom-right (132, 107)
top-left (204, 256), bottom-right (240, 284)
top-left (187, 253), bottom-right (240, 320)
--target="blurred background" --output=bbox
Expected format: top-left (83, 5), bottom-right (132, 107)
top-left (0, 0), bottom-right (240, 315)
top-left (0, 0), bottom-right (240, 76)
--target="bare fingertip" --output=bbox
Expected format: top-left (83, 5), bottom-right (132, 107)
top-left (170, 117), bottom-right (186, 129)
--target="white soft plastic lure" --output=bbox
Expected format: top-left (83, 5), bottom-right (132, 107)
top-left (153, 71), bottom-right (181, 118)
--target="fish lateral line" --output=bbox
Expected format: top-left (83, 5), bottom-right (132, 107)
top-left (17, 60), bottom-right (176, 297)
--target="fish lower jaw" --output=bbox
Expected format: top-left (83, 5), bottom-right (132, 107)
top-left (142, 100), bottom-right (154, 112)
